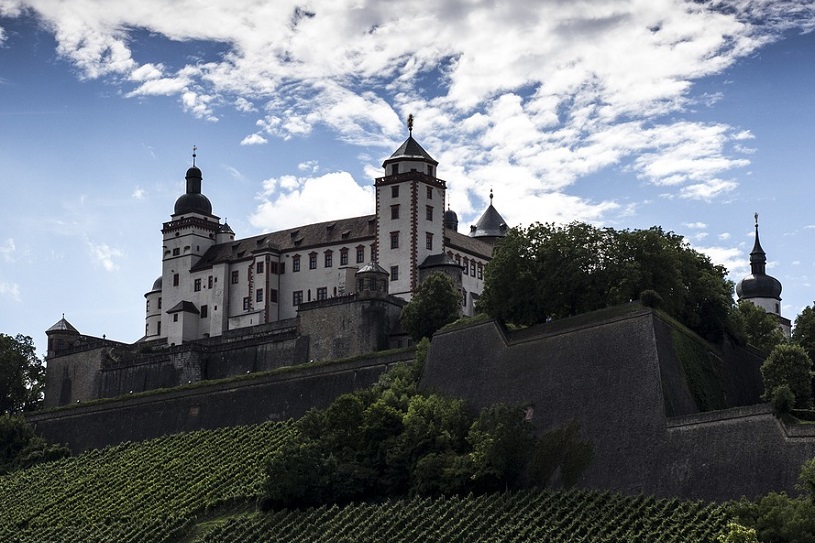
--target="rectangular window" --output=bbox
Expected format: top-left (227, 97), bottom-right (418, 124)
top-left (471, 261), bottom-right (476, 276)
top-left (270, 289), bottom-right (278, 303)
top-left (158, 297), bottom-right (162, 309)
top-left (340, 249), bottom-right (349, 266)
top-left (172, 247), bottom-right (180, 256)
top-left (173, 314), bottom-right (178, 322)
top-left (292, 255), bottom-right (301, 272)
top-left (293, 290), bottom-right (303, 306)
top-left (356, 246), bottom-right (365, 263)
top-left (257, 262), bottom-right (264, 274)
top-left (200, 305), bottom-right (208, 318)
top-left (146, 300), bottom-right (150, 311)
top-left (173, 273), bottom-right (179, 287)
top-left (427, 186), bottom-right (433, 199)
top-left (390, 266), bottom-right (399, 281)
top-left (390, 231), bottom-right (399, 249)
top-left (391, 185), bottom-right (399, 198)
top-left (208, 275), bottom-right (213, 289)
top-left (426, 232), bottom-right (433, 250)
top-left (280, 262), bottom-right (285, 274)
top-left (477, 263), bottom-right (483, 279)
top-left (391, 164), bottom-right (399, 175)
top-left (391, 205), bottom-right (400, 220)
top-left (270, 261), bottom-right (279, 274)
top-left (243, 297), bottom-right (250, 310)
top-left (309, 253), bottom-right (317, 270)
top-left (426, 205), bottom-right (433, 221)
top-left (317, 287), bottom-right (327, 301)
top-left (256, 289), bottom-right (263, 303)
top-left (463, 257), bottom-right (469, 275)
top-left (194, 278), bottom-right (201, 292)
top-left (325, 251), bottom-right (333, 268)
top-left (231, 271), bottom-right (239, 284)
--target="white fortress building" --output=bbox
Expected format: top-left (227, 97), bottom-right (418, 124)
top-left (144, 128), bottom-right (506, 346)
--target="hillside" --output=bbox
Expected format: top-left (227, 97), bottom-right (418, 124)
top-left (0, 421), bottom-right (731, 542)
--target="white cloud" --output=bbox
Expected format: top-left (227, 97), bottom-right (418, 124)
top-left (684, 222), bottom-right (707, 229)
top-left (0, 238), bottom-right (15, 262)
top-left (0, 280), bottom-right (20, 302)
top-left (677, 178), bottom-right (738, 201)
top-left (694, 244), bottom-right (747, 278)
top-left (240, 133), bottom-right (268, 146)
top-left (131, 187), bottom-right (145, 200)
top-left (250, 172), bottom-right (374, 231)
top-left (719, 232), bottom-right (731, 240)
top-left (87, 241), bottom-right (123, 272)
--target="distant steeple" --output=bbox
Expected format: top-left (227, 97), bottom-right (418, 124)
top-left (407, 113), bottom-right (414, 136)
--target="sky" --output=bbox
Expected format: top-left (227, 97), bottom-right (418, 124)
top-left (1, 0), bottom-right (815, 358)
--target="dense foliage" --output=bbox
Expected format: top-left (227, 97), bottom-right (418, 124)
top-left (760, 344), bottom-right (813, 410)
top-left (0, 421), bottom-right (295, 542)
top-left (400, 272), bottom-right (461, 341)
top-left (260, 350), bottom-right (559, 509)
top-left (0, 414), bottom-right (69, 475)
top-left (478, 223), bottom-right (735, 341)
top-left (0, 334), bottom-right (45, 414)
top-left (731, 300), bottom-right (787, 354)
top-left (793, 303), bottom-right (815, 363)
top-left (730, 457), bottom-right (815, 543)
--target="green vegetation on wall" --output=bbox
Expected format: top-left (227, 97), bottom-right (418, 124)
top-left (671, 328), bottom-right (726, 412)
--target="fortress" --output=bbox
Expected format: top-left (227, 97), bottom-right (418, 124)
top-left (31, 128), bottom-right (811, 503)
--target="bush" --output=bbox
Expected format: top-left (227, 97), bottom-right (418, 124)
top-left (771, 385), bottom-right (795, 416)
top-left (639, 289), bottom-right (663, 308)
top-left (761, 344), bottom-right (814, 409)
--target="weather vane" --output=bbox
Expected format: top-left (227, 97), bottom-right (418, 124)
top-left (192, 145), bottom-right (197, 166)
top-left (407, 114), bottom-right (414, 136)
top-left (754, 211), bottom-right (759, 227)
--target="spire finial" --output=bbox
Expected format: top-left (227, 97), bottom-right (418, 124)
top-left (407, 114), bottom-right (414, 136)
top-left (754, 211), bottom-right (759, 229)
top-left (192, 145), bottom-right (197, 167)
top-left (489, 188), bottom-right (494, 204)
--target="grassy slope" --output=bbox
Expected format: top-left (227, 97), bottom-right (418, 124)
top-left (0, 421), bottom-right (730, 543)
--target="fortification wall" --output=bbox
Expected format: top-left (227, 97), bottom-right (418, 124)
top-left (29, 349), bottom-right (415, 453)
top-left (420, 307), bottom-right (811, 501)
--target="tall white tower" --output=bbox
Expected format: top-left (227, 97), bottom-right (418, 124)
top-left (374, 116), bottom-right (446, 299)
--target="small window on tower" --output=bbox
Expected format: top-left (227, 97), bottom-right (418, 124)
top-left (390, 231), bottom-right (400, 249)
top-left (391, 205), bottom-right (400, 220)
top-left (426, 232), bottom-right (433, 250)
top-left (257, 262), bottom-right (264, 274)
top-left (390, 266), bottom-right (399, 281)
top-left (426, 205), bottom-right (433, 221)
top-left (173, 273), bottom-right (180, 286)
top-left (257, 289), bottom-right (263, 303)
top-left (200, 305), bottom-right (208, 318)
top-left (427, 186), bottom-right (433, 199)
top-left (391, 185), bottom-right (399, 198)
top-left (194, 278), bottom-right (201, 292)
top-left (172, 248), bottom-right (180, 256)
top-left (231, 271), bottom-right (239, 284)
top-left (391, 164), bottom-right (400, 176)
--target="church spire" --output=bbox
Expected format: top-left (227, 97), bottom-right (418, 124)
top-left (750, 212), bottom-right (767, 275)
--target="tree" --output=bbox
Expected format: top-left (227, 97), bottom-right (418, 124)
top-left (478, 222), bottom-right (734, 341)
top-left (0, 414), bottom-right (70, 475)
top-left (400, 272), bottom-right (461, 341)
top-left (732, 300), bottom-right (786, 353)
top-left (0, 334), bottom-right (45, 414)
top-left (793, 303), bottom-right (815, 363)
top-left (761, 344), bottom-right (813, 410)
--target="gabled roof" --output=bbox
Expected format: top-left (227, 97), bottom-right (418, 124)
top-left (191, 215), bottom-right (377, 271)
top-left (46, 316), bottom-right (79, 334)
top-left (166, 301), bottom-right (200, 314)
top-left (445, 230), bottom-right (494, 260)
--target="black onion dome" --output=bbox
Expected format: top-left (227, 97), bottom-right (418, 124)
top-left (174, 165), bottom-right (213, 215)
top-left (444, 208), bottom-right (459, 231)
top-left (736, 274), bottom-right (782, 300)
top-left (735, 215), bottom-right (782, 300)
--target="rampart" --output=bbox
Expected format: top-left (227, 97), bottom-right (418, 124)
top-left (421, 305), bottom-right (815, 501)
top-left (29, 349), bottom-right (415, 453)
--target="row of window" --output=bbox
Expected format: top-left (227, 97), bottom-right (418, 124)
top-left (146, 298), bottom-right (162, 312)
top-left (293, 246), bottom-right (366, 271)
top-left (390, 204), bottom-right (434, 222)
top-left (291, 286), bottom-right (333, 306)
top-left (448, 252), bottom-right (484, 279)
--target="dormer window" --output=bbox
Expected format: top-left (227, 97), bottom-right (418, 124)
top-left (391, 164), bottom-right (399, 175)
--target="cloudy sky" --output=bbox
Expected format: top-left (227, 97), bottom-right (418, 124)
top-left (1, 0), bottom-right (815, 356)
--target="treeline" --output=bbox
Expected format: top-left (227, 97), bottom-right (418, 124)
top-left (260, 341), bottom-right (592, 510)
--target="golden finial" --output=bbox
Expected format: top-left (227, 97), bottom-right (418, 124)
top-left (192, 145), bottom-right (197, 166)
top-left (407, 114), bottom-right (414, 136)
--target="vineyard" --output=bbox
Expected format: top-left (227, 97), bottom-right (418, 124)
top-left (0, 421), bottom-right (731, 542)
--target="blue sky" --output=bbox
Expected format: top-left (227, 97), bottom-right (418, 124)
top-left (1, 0), bottom-right (815, 358)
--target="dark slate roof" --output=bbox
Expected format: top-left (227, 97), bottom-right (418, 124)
top-left (736, 219), bottom-right (782, 300)
top-left (470, 203), bottom-right (507, 239)
top-left (150, 276), bottom-right (162, 292)
top-left (357, 262), bottom-right (388, 274)
top-left (445, 229), bottom-right (493, 259)
top-left (419, 253), bottom-right (462, 269)
top-left (46, 316), bottom-right (79, 334)
top-left (383, 136), bottom-right (438, 166)
top-left (166, 301), bottom-right (200, 314)
top-left (191, 215), bottom-right (377, 271)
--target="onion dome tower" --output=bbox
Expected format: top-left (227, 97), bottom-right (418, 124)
top-left (735, 213), bottom-right (790, 336)
top-left (469, 189), bottom-right (508, 244)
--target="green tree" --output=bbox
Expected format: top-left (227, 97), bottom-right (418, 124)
top-left (761, 344), bottom-right (813, 409)
top-left (0, 334), bottom-right (45, 414)
top-left (400, 272), bottom-right (461, 341)
top-left (0, 414), bottom-right (70, 475)
top-left (478, 223), bottom-right (734, 341)
top-left (467, 404), bottom-right (535, 492)
top-left (732, 300), bottom-right (786, 353)
top-left (793, 303), bottom-right (815, 363)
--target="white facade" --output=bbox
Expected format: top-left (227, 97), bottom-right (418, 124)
top-left (144, 135), bottom-right (501, 345)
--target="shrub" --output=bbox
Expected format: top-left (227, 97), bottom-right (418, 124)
top-left (761, 344), bottom-right (814, 410)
